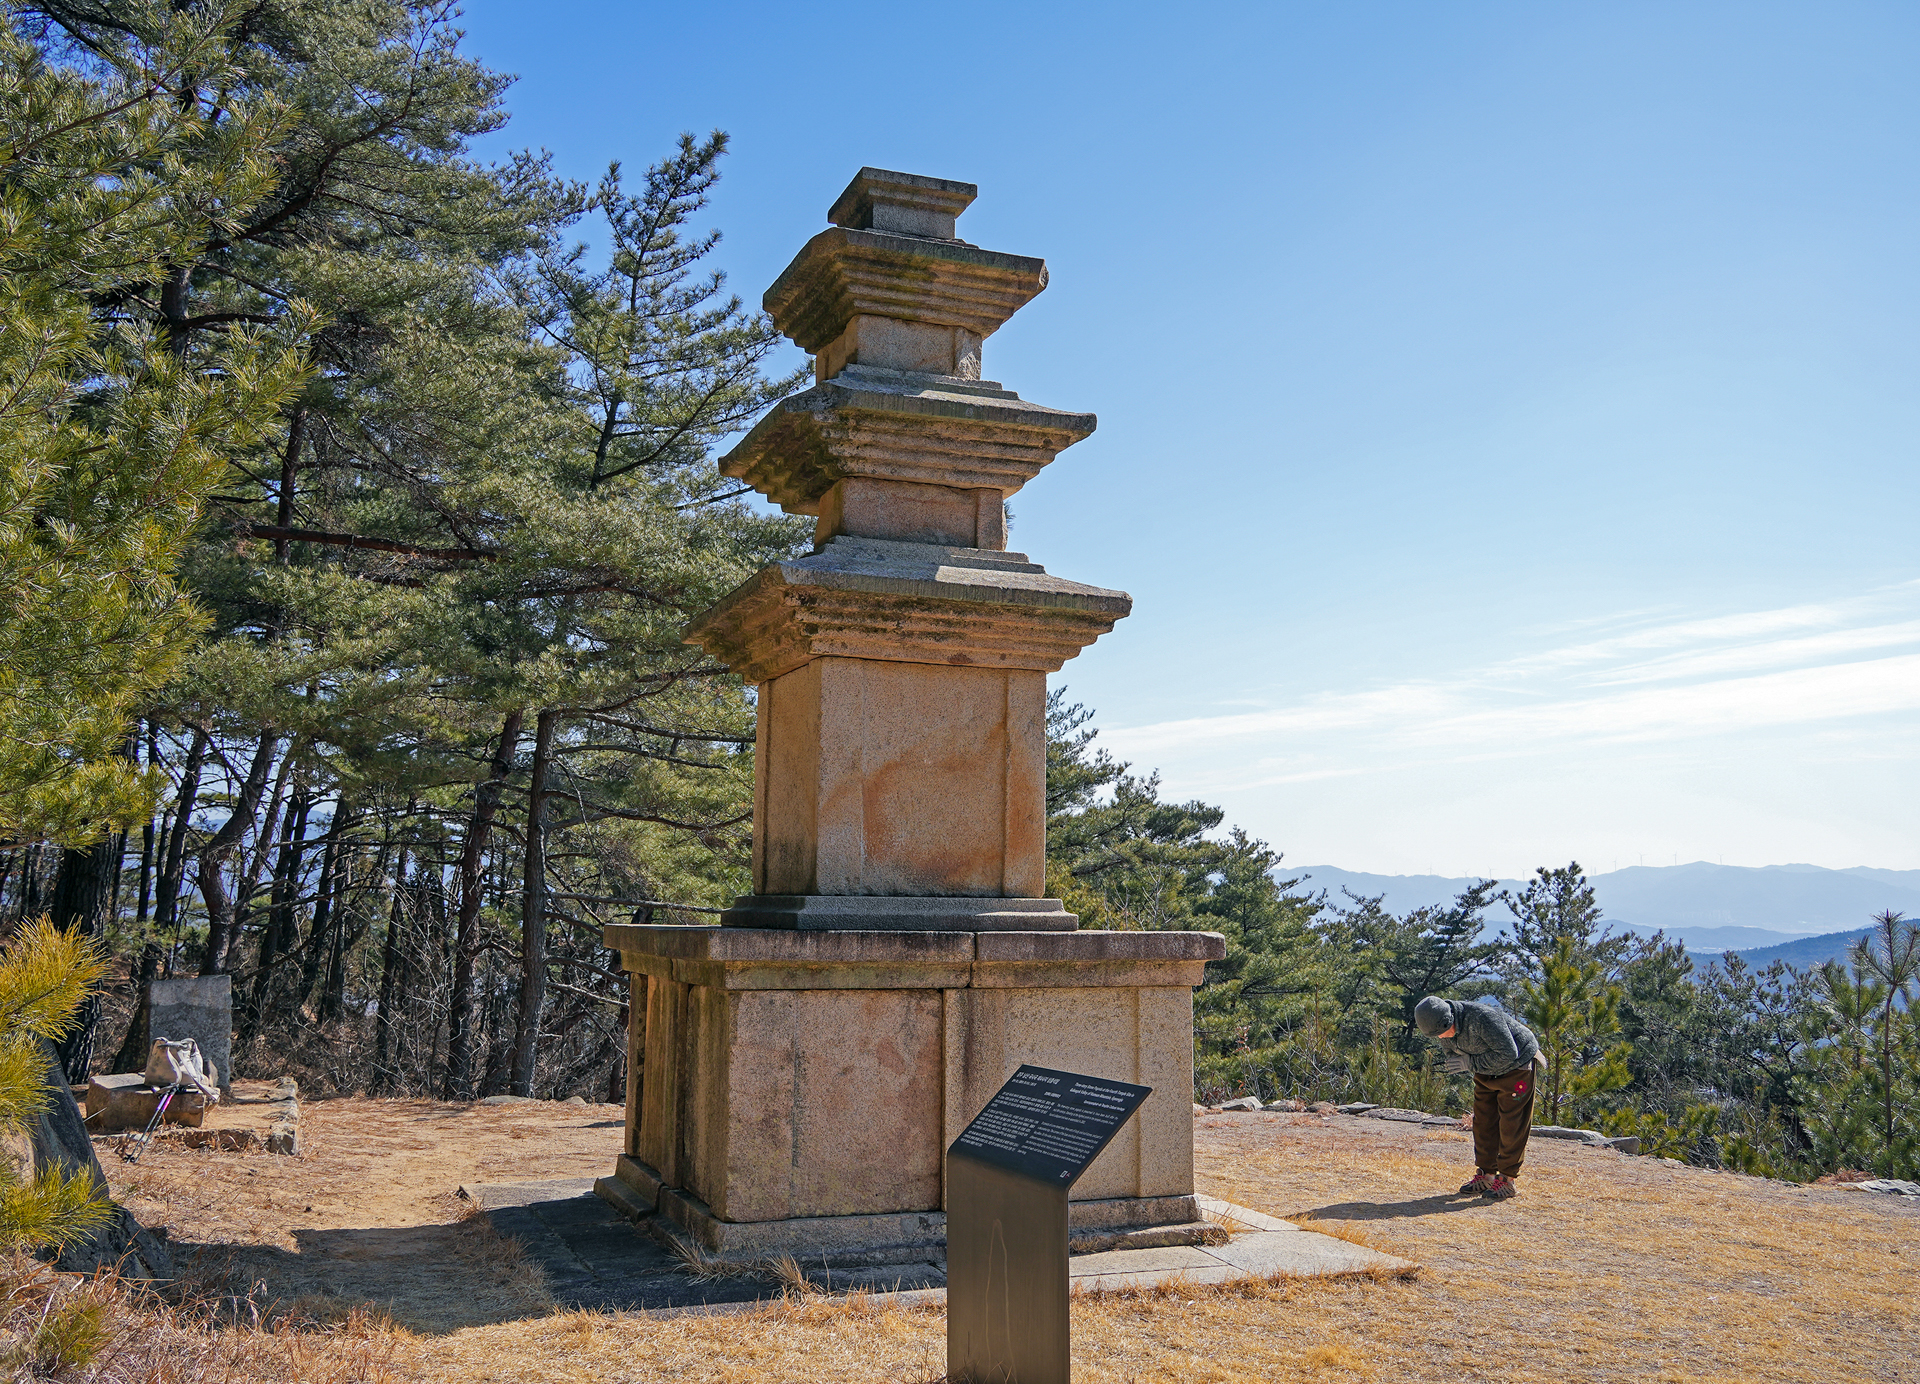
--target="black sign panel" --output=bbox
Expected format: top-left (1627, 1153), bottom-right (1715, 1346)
top-left (948, 1064), bottom-right (1152, 1188)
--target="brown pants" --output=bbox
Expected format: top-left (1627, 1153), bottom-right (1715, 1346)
top-left (1472, 1066), bottom-right (1536, 1178)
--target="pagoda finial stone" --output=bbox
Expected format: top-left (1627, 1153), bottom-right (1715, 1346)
top-left (763, 169), bottom-right (1048, 383)
top-left (828, 167), bottom-right (977, 240)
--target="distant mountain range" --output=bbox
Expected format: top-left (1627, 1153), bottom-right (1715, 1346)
top-left (1700, 928), bottom-right (1874, 971)
top-left (1286, 861), bottom-right (1916, 967)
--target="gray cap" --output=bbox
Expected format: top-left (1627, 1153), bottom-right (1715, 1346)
top-left (1414, 996), bottom-right (1455, 1037)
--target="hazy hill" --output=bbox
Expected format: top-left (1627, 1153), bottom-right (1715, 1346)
top-left (1709, 928), bottom-right (1875, 972)
top-left (1289, 861), bottom-right (1920, 953)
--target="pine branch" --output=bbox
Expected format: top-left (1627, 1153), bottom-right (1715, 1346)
top-left (226, 520), bottom-right (496, 561)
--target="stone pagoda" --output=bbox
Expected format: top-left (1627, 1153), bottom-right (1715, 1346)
top-left (598, 169), bottom-right (1224, 1265)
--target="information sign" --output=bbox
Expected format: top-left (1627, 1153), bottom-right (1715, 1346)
top-left (949, 1064), bottom-right (1151, 1186)
top-left (946, 1065), bottom-right (1154, 1384)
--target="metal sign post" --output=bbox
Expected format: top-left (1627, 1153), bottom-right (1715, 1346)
top-left (946, 1065), bottom-right (1152, 1384)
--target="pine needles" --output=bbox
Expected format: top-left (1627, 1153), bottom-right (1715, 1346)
top-left (0, 917), bottom-right (112, 1254)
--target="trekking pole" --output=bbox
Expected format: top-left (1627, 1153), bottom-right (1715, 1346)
top-left (120, 1084), bottom-right (181, 1165)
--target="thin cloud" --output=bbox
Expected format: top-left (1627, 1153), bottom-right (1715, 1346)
top-left (1105, 587), bottom-right (1920, 764)
top-left (1587, 621), bottom-right (1920, 687)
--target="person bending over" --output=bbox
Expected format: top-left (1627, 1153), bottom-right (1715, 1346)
top-left (1414, 995), bottom-right (1543, 1201)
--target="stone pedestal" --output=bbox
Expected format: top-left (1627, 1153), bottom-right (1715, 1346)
top-left (598, 168), bottom-right (1221, 1263)
top-left (597, 926), bottom-right (1222, 1263)
top-left (85, 1073), bottom-right (209, 1131)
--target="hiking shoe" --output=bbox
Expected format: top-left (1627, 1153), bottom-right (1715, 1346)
top-left (1458, 1171), bottom-right (1496, 1195)
top-left (1481, 1174), bottom-right (1518, 1200)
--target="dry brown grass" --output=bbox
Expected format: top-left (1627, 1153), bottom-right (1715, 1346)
top-left (0, 1253), bottom-right (400, 1383)
top-left (95, 1100), bottom-right (1918, 1383)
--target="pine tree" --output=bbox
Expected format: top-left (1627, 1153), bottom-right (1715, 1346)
top-left (0, 6), bottom-right (305, 842)
top-left (482, 132), bottom-right (807, 1095)
top-left (1520, 936), bottom-right (1632, 1125)
top-left (1499, 861), bottom-right (1628, 979)
top-left (0, 920), bottom-right (111, 1253)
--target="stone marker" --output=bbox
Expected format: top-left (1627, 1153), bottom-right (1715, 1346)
top-left (148, 975), bottom-right (232, 1095)
top-left (946, 1065), bottom-right (1151, 1384)
top-left (597, 169), bottom-right (1225, 1265)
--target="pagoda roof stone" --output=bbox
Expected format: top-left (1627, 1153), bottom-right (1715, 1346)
top-left (684, 536), bottom-right (1131, 684)
top-left (719, 366), bottom-right (1096, 512)
top-left (765, 228), bottom-right (1048, 353)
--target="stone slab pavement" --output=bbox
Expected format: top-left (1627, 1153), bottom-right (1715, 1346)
top-left (460, 1180), bottom-right (1415, 1318)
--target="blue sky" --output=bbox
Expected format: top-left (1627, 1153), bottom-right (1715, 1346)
top-left (457, 1), bottom-right (1920, 875)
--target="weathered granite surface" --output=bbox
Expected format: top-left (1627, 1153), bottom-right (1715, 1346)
top-left (85, 1073), bottom-right (209, 1131)
top-left (686, 537), bottom-right (1129, 685)
top-left (148, 975), bottom-right (232, 1094)
top-left (686, 168), bottom-right (1126, 921)
top-left (603, 926), bottom-right (1223, 1249)
top-left (719, 369), bottom-right (1095, 528)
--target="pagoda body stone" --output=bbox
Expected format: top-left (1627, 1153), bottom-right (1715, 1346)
top-left (599, 169), bottom-right (1223, 1264)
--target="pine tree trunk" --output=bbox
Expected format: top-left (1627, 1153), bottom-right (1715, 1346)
top-left (323, 831), bottom-right (386, 1025)
top-left (133, 721), bottom-right (159, 927)
top-left (199, 734), bottom-right (278, 976)
top-left (509, 710), bottom-right (556, 1098)
top-left (297, 803), bottom-right (350, 1013)
top-left (374, 840), bottom-right (412, 1089)
top-left (445, 709), bottom-right (523, 1099)
top-left (154, 726), bottom-right (210, 971)
top-left (134, 811), bottom-right (156, 927)
top-left (243, 785), bottom-right (310, 1042)
top-left (272, 406), bottom-right (306, 564)
top-left (225, 744), bottom-right (297, 983)
top-left (49, 838), bottom-right (118, 1083)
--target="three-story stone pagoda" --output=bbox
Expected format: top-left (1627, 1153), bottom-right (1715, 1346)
top-left (597, 168), bottom-right (1225, 1265)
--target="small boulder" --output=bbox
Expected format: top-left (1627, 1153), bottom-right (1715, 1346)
top-left (1531, 1124), bottom-right (1610, 1144)
top-left (1334, 1103), bottom-right (1378, 1115)
top-left (1263, 1099), bottom-right (1304, 1112)
top-left (1217, 1096), bottom-right (1262, 1112)
top-left (1306, 1101), bottom-right (1337, 1113)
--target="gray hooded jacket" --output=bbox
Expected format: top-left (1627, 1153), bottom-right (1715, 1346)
top-left (1433, 999), bottom-right (1540, 1077)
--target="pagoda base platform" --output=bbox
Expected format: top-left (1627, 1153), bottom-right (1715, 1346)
top-left (601, 924), bottom-right (1226, 1260)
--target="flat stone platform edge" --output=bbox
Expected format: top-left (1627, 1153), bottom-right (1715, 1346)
top-left (570, 1191), bottom-right (1419, 1320)
top-left (719, 895), bottom-right (1079, 931)
top-left (601, 924), bottom-right (1227, 991)
top-left (598, 1152), bottom-right (1212, 1265)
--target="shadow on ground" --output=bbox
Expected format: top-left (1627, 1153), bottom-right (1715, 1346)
top-left (170, 1184), bottom-right (937, 1332)
top-left (180, 1218), bottom-right (565, 1334)
top-left (1296, 1193), bottom-right (1497, 1222)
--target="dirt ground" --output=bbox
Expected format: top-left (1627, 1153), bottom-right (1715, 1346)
top-left (102, 1100), bottom-right (1919, 1383)
top-left (107, 1097), bottom-right (624, 1332)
